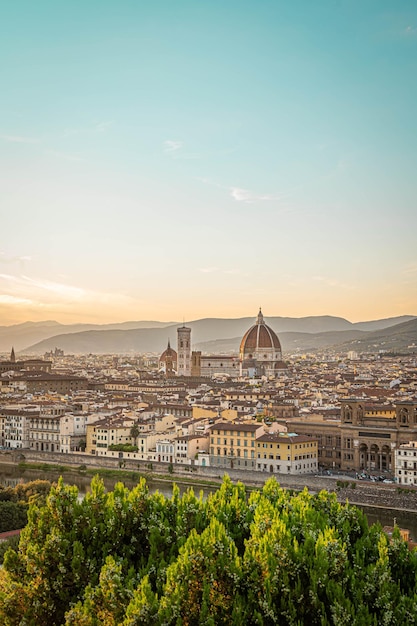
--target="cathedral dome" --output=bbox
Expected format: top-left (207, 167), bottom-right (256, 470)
top-left (160, 341), bottom-right (177, 362)
top-left (239, 309), bottom-right (281, 356)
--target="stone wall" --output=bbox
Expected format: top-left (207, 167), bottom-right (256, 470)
top-left (2, 449), bottom-right (417, 512)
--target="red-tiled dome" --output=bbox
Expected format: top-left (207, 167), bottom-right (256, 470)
top-left (160, 341), bottom-right (177, 362)
top-left (239, 309), bottom-right (281, 355)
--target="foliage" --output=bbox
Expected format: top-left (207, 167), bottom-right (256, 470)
top-left (0, 534), bottom-right (20, 565)
top-left (0, 479), bottom-right (52, 504)
top-left (1, 475), bottom-right (417, 625)
top-left (0, 502), bottom-right (28, 533)
top-left (0, 480), bottom-right (52, 534)
top-left (108, 444), bottom-right (138, 452)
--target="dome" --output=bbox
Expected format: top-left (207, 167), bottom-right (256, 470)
top-left (160, 340), bottom-right (177, 362)
top-left (239, 309), bottom-right (281, 356)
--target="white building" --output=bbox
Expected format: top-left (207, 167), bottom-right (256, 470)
top-left (156, 439), bottom-right (175, 463)
top-left (60, 413), bottom-right (89, 453)
top-left (0, 406), bottom-right (35, 449)
top-left (395, 441), bottom-right (417, 485)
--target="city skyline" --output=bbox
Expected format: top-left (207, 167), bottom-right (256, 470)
top-left (2, 1), bottom-right (417, 326)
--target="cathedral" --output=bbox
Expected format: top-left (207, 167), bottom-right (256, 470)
top-left (160, 310), bottom-right (287, 379)
top-left (239, 309), bottom-right (287, 378)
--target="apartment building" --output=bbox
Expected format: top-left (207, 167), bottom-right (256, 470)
top-left (256, 432), bottom-right (318, 475)
top-left (395, 441), bottom-right (417, 485)
top-left (209, 422), bottom-right (264, 470)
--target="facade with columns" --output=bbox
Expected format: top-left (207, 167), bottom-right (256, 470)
top-left (288, 399), bottom-right (417, 473)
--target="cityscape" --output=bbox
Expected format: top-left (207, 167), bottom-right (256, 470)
top-left (1, 309), bottom-right (417, 486)
top-left (2, 0), bottom-right (417, 622)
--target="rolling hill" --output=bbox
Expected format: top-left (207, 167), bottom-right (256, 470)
top-left (11, 315), bottom-right (417, 356)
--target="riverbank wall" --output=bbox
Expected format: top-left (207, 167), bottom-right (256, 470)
top-left (2, 449), bottom-right (417, 512)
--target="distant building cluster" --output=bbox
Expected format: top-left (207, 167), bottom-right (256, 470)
top-left (159, 309), bottom-right (288, 379)
top-left (0, 311), bottom-right (417, 484)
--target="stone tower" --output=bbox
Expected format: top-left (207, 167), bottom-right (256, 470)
top-left (177, 325), bottom-right (191, 376)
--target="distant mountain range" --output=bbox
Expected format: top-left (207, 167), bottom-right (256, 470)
top-left (1, 314), bottom-right (416, 356)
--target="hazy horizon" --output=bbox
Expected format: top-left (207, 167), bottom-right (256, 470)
top-left (2, 1), bottom-right (417, 326)
top-left (1, 311), bottom-right (416, 330)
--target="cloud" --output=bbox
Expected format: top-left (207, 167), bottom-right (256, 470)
top-left (0, 271), bottom-right (162, 324)
top-left (164, 140), bottom-right (183, 153)
top-left (0, 273), bottom-right (85, 300)
top-left (199, 267), bottom-right (219, 273)
top-left (198, 177), bottom-right (291, 205)
top-left (0, 295), bottom-right (33, 305)
top-left (230, 187), bottom-right (287, 203)
top-left (404, 25), bottom-right (417, 36)
top-left (20, 275), bottom-right (85, 299)
top-left (0, 134), bottom-right (39, 144)
top-left (0, 253), bottom-right (32, 264)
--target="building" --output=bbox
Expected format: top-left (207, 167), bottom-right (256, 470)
top-left (17, 372), bottom-right (88, 394)
top-left (177, 325), bottom-right (191, 376)
top-left (0, 350), bottom-right (52, 375)
top-left (174, 433), bottom-right (209, 464)
top-left (0, 406), bottom-right (36, 449)
top-left (239, 309), bottom-right (287, 378)
top-left (174, 310), bottom-right (288, 380)
top-left (86, 415), bottom-right (136, 455)
top-left (256, 432), bottom-right (318, 475)
top-left (199, 355), bottom-right (240, 378)
top-left (209, 422), bottom-right (264, 470)
top-left (60, 413), bottom-right (89, 453)
top-left (289, 399), bottom-right (417, 473)
top-left (24, 403), bottom-right (67, 452)
top-left (395, 441), bottom-right (417, 485)
top-left (158, 340), bottom-right (177, 377)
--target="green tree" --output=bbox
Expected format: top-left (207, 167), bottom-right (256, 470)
top-left (158, 517), bottom-right (243, 625)
top-left (65, 556), bottom-right (133, 625)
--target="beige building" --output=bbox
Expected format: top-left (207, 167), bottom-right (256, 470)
top-left (27, 403), bottom-right (66, 452)
top-left (174, 433), bottom-right (209, 464)
top-left (86, 415), bottom-right (135, 455)
top-left (288, 399), bottom-right (417, 473)
top-left (256, 432), bottom-right (318, 475)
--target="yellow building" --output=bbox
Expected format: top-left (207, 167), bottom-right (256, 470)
top-left (256, 432), bottom-right (318, 475)
top-left (209, 422), bottom-right (264, 470)
top-left (86, 415), bottom-right (135, 455)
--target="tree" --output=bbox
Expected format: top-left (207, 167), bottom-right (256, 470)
top-left (157, 517), bottom-right (243, 625)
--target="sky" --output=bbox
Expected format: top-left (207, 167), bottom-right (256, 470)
top-left (1, 0), bottom-right (417, 326)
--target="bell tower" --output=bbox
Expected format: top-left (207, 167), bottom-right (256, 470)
top-left (177, 325), bottom-right (191, 376)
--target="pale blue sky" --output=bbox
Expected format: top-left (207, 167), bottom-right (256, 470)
top-left (1, 1), bottom-right (417, 324)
